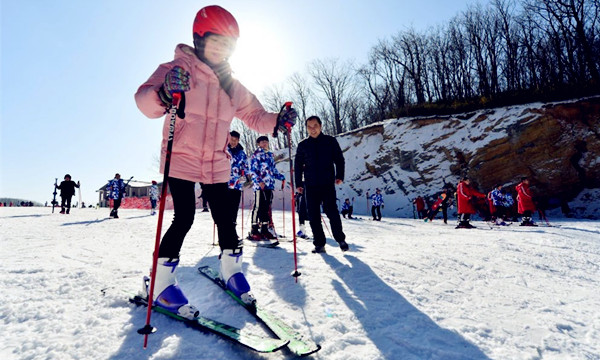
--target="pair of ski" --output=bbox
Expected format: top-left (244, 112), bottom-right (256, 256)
top-left (130, 266), bottom-right (320, 356)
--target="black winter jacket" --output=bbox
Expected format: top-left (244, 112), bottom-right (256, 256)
top-left (294, 133), bottom-right (344, 187)
top-left (57, 180), bottom-right (79, 197)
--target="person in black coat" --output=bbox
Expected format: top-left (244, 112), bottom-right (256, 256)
top-left (56, 174), bottom-right (79, 214)
top-left (294, 116), bottom-right (348, 253)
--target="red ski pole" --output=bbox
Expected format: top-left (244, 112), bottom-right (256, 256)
top-left (282, 181), bottom-right (286, 238)
top-left (138, 92), bottom-right (181, 348)
top-left (281, 102), bottom-right (301, 281)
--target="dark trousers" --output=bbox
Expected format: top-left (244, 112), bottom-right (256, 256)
top-left (418, 209), bottom-right (427, 219)
top-left (227, 188), bottom-right (242, 225)
top-left (305, 184), bottom-right (345, 247)
top-left (251, 189), bottom-right (272, 232)
top-left (60, 196), bottom-right (72, 213)
top-left (371, 205), bottom-right (382, 220)
top-left (113, 198), bottom-right (122, 211)
top-left (296, 192), bottom-right (308, 224)
top-left (341, 207), bottom-right (353, 218)
top-left (158, 178), bottom-right (239, 258)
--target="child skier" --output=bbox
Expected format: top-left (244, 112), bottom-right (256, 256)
top-left (295, 187), bottom-right (310, 238)
top-left (341, 198), bottom-right (354, 219)
top-left (370, 189), bottom-right (384, 221)
top-left (516, 177), bottom-right (537, 226)
top-left (149, 181), bottom-right (159, 216)
top-left (56, 174), bottom-right (79, 214)
top-left (227, 130), bottom-right (249, 227)
top-left (455, 177), bottom-right (486, 228)
top-left (134, 5), bottom-right (297, 318)
top-left (106, 173), bottom-right (126, 218)
top-left (249, 136), bottom-right (286, 240)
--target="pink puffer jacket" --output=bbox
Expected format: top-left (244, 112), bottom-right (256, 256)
top-left (135, 44), bottom-right (277, 184)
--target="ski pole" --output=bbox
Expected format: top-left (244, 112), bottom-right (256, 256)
top-left (213, 223), bottom-right (216, 246)
top-left (280, 102), bottom-right (301, 280)
top-left (138, 92), bottom-right (181, 348)
top-left (241, 188), bottom-right (244, 237)
top-left (321, 214), bottom-right (334, 239)
top-left (282, 182), bottom-right (286, 238)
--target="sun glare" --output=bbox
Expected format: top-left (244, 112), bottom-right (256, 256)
top-left (229, 21), bottom-right (288, 95)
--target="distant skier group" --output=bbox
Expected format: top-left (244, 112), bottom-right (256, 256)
top-left (415, 176), bottom-right (543, 229)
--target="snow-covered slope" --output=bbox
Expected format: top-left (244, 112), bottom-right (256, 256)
top-left (271, 97), bottom-right (600, 219)
top-left (1, 207), bottom-right (599, 359)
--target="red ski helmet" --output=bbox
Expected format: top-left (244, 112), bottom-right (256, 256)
top-left (193, 5), bottom-right (239, 39)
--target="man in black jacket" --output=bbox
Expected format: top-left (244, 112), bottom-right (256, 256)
top-left (56, 174), bottom-right (80, 214)
top-left (295, 116), bottom-right (348, 253)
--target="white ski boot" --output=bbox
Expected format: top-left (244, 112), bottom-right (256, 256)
top-left (297, 224), bottom-right (309, 239)
top-left (142, 257), bottom-right (199, 320)
top-left (220, 248), bottom-right (255, 305)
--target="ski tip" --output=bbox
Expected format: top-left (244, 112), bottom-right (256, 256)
top-left (137, 324), bottom-right (157, 335)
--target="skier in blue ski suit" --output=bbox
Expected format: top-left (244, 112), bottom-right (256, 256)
top-left (227, 131), bottom-right (249, 226)
top-left (249, 135), bottom-right (285, 239)
top-left (370, 189), bottom-right (384, 221)
top-left (106, 173), bottom-right (126, 218)
top-left (149, 180), bottom-right (159, 215)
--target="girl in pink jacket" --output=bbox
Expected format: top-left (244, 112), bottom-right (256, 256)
top-left (135, 5), bottom-right (297, 318)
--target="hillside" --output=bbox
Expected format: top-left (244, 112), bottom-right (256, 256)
top-left (273, 97), bottom-right (600, 220)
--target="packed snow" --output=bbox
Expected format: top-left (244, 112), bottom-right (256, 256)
top-left (1, 206), bottom-right (599, 359)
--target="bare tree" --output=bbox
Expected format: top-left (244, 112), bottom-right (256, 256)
top-left (308, 58), bottom-right (357, 134)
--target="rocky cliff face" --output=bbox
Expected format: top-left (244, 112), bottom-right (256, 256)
top-left (328, 96), bottom-right (600, 218)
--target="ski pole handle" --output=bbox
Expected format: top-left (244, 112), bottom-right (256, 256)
top-left (273, 101), bottom-right (294, 137)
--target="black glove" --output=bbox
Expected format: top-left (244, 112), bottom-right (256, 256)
top-left (273, 106), bottom-right (297, 135)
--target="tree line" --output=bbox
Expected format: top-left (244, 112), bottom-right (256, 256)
top-left (233, 0), bottom-right (600, 151)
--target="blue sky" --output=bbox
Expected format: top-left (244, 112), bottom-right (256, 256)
top-left (1, 0), bottom-right (474, 205)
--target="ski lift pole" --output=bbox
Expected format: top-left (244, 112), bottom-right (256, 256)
top-left (138, 92), bottom-right (181, 348)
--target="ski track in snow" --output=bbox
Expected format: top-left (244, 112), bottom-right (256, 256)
top-left (1, 207), bottom-right (599, 360)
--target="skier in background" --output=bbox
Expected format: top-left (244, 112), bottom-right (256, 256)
top-left (341, 198), bottom-right (354, 219)
top-left (249, 136), bottom-right (286, 240)
top-left (56, 174), bottom-right (79, 214)
top-left (149, 180), bottom-right (159, 216)
top-left (295, 186), bottom-right (310, 238)
top-left (134, 5), bottom-right (297, 318)
top-left (413, 195), bottom-right (426, 219)
top-left (426, 188), bottom-right (451, 224)
top-left (106, 173), bottom-right (126, 218)
top-left (516, 177), bottom-right (537, 226)
top-left (489, 184), bottom-right (508, 225)
top-left (455, 177), bottom-right (486, 228)
top-left (295, 115), bottom-right (348, 253)
top-left (227, 130), bottom-right (249, 227)
top-left (370, 188), bottom-right (384, 221)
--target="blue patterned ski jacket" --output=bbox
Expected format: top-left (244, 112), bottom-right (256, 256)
top-left (371, 193), bottom-right (384, 207)
top-left (249, 147), bottom-right (285, 191)
top-left (227, 144), bottom-right (249, 191)
top-left (106, 178), bottom-right (125, 200)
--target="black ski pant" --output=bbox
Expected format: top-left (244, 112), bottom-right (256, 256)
top-left (251, 189), bottom-right (272, 233)
top-left (305, 184), bottom-right (345, 247)
top-left (371, 205), bottom-right (382, 220)
top-left (227, 188), bottom-right (242, 225)
top-left (60, 196), bottom-right (72, 213)
top-left (158, 178), bottom-right (240, 259)
top-left (341, 206), bottom-right (353, 218)
top-left (113, 198), bottom-right (122, 212)
top-left (296, 191), bottom-right (308, 225)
